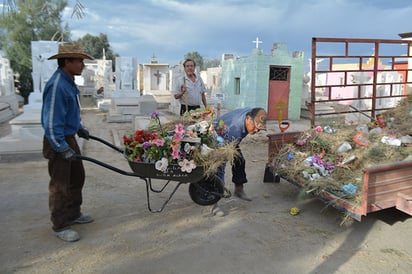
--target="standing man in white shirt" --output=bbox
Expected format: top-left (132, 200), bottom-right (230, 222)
top-left (173, 59), bottom-right (207, 115)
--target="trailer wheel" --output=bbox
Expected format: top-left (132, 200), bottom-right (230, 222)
top-left (189, 175), bottom-right (224, 206)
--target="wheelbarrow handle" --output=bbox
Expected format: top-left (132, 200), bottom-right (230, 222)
top-left (76, 154), bottom-right (141, 177)
top-left (89, 134), bottom-right (124, 153)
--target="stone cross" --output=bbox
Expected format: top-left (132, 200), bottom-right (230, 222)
top-left (153, 70), bottom-right (162, 85)
top-left (252, 37), bottom-right (262, 48)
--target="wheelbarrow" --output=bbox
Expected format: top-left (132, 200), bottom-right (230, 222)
top-left (75, 135), bottom-right (230, 213)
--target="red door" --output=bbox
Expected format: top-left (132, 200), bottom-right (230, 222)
top-left (267, 66), bottom-right (291, 120)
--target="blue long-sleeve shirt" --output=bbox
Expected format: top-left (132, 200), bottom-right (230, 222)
top-left (214, 107), bottom-right (252, 145)
top-left (41, 68), bottom-right (82, 152)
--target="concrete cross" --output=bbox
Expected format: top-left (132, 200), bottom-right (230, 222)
top-left (252, 37), bottom-right (262, 48)
top-left (153, 70), bottom-right (162, 85)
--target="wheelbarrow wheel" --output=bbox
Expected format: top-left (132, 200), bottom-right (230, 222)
top-left (189, 175), bottom-right (224, 206)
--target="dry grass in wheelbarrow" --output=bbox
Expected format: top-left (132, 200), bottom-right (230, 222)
top-left (191, 141), bottom-right (239, 178)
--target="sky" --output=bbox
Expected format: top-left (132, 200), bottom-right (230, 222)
top-left (61, 0), bottom-right (412, 70)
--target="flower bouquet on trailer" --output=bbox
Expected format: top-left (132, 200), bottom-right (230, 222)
top-left (122, 107), bottom-right (238, 177)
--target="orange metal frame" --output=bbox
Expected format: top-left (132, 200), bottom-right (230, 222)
top-left (309, 37), bottom-right (412, 126)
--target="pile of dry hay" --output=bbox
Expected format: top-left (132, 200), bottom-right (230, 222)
top-left (273, 95), bottom-right (412, 205)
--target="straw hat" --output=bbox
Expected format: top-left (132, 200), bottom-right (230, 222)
top-left (48, 42), bottom-right (94, 60)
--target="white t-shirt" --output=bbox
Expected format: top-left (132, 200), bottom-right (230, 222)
top-left (173, 73), bottom-right (206, 106)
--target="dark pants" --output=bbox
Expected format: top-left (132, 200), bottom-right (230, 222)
top-left (180, 104), bottom-right (200, 116)
top-left (43, 136), bottom-right (85, 232)
top-left (217, 145), bottom-right (247, 186)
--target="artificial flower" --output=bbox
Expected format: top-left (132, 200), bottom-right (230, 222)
top-left (124, 109), bottom-right (228, 173)
top-left (155, 157), bottom-right (169, 173)
top-left (178, 159), bottom-right (197, 173)
top-left (184, 143), bottom-right (195, 153)
top-left (314, 125), bottom-right (323, 133)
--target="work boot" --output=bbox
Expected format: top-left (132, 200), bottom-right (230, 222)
top-left (71, 214), bottom-right (94, 225)
top-left (54, 229), bottom-right (80, 242)
top-left (234, 184), bottom-right (252, 201)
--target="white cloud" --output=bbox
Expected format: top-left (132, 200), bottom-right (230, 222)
top-left (62, 0), bottom-right (412, 66)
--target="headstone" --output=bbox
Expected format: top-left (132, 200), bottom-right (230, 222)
top-left (201, 66), bottom-right (222, 108)
top-left (29, 41), bottom-right (59, 107)
top-left (95, 59), bottom-right (115, 112)
top-left (79, 61), bottom-right (97, 96)
top-left (139, 94), bottom-right (158, 115)
top-left (0, 41), bottom-right (58, 161)
top-left (96, 59), bottom-right (114, 98)
top-left (108, 57), bottom-right (140, 122)
top-left (140, 56), bottom-right (170, 108)
top-left (169, 63), bottom-right (185, 115)
top-left (115, 57), bottom-right (137, 92)
top-left (0, 55), bottom-right (14, 96)
top-left (0, 52), bottom-right (19, 123)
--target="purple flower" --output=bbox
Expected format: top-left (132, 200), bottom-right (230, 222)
top-left (142, 141), bottom-right (151, 149)
top-left (151, 111), bottom-right (160, 119)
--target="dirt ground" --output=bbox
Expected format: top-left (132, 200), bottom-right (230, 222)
top-left (1, 100), bottom-right (412, 274)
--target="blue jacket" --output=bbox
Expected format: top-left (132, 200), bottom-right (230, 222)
top-left (214, 107), bottom-right (252, 145)
top-left (41, 68), bottom-right (82, 152)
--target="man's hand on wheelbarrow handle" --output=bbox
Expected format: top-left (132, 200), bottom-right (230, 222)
top-left (59, 147), bottom-right (80, 160)
top-left (77, 127), bottom-right (90, 140)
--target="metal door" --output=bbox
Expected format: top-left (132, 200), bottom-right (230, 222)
top-left (268, 66), bottom-right (291, 120)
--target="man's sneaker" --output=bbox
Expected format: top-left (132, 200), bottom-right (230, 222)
top-left (211, 204), bottom-right (226, 217)
top-left (54, 229), bottom-right (80, 242)
top-left (71, 214), bottom-right (94, 225)
top-left (234, 190), bottom-right (252, 201)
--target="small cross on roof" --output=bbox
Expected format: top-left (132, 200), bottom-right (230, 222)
top-left (252, 37), bottom-right (262, 48)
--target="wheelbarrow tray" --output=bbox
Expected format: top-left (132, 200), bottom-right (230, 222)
top-left (127, 161), bottom-right (204, 183)
top-left (77, 135), bottom-right (227, 212)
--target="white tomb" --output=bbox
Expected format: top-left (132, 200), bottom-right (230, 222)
top-left (0, 41), bottom-right (58, 160)
top-left (78, 60), bottom-right (97, 96)
top-left (95, 58), bottom-right (115, 112)
top-left (0, 52), bottom-right (19, 123)
top-left (108, 56), bottom-right (141, 122)
top-left (28, 41), bottom-right (59, 109)
top-left (139, 55), bottom-right (170, 108)
top-left (169, 63), bottom-right (185, 115)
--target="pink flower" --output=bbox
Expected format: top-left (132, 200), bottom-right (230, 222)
top-left (296, 139), bottom-right (306, 146)
top-left (172, 147), bottom-right (180, 159)
top-left (174, 124), bottom-right (185, 140)
top-left (186, 129), bottom-right (198, 138)
top-left (314, 126), bottom-right (323, 133)
top-left (152, 138), bottom-right (165, 147)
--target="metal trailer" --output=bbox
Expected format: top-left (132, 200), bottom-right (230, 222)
top-left (267, 132), bottom-right (412, 221)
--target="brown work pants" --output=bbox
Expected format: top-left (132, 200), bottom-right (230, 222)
top-left (43, 136), bottom-right (85, 232)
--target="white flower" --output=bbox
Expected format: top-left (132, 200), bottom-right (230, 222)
top-left (186, 125), bottom-right (196, 132)
top-left (155, 157), bottom-right (169, 173)
top-left (178, 159), bottom-right (197, 173)
top-left (184, 143), bottom-right (195, 153)
top-left (197, 121), bottom-right (210, 134)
